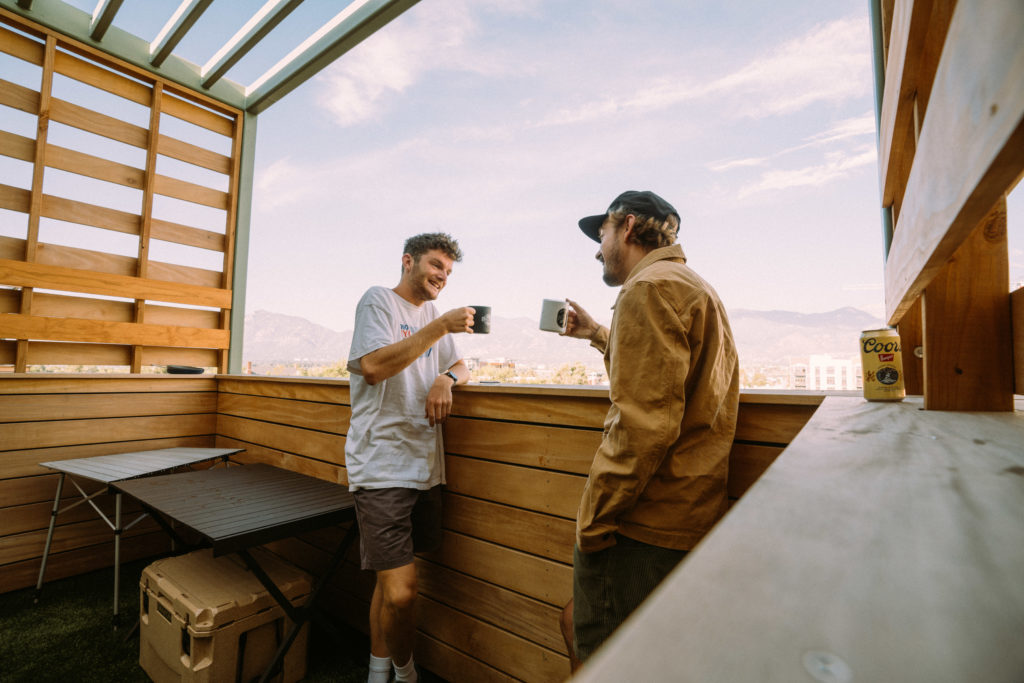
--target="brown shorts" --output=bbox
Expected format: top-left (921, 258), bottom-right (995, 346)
top-left (351, 486), bottom-right (443, 571)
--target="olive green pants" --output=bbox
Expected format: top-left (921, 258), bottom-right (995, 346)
top-left (572, 535), bottom-right (687, 662)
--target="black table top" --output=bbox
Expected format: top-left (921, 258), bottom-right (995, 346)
top-left (113, 464), bottom-right (355, 556)
top-left (39, 447), bottom-right (243, 484)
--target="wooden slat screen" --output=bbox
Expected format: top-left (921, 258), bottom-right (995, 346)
top-left (0, 11), bottom-right (243, 373)
top-left (877, 0), bottom-right (1021, 409)
top-left (0, 374), bottom-right (218, 594)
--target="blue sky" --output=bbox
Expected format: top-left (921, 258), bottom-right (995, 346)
top-left (249, 0), bottom-right (893, 332)
top-left (3, 0), bottom-right (1023, 336)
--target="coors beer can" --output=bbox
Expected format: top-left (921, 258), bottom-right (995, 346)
top-left (860, 328), bottom-right (905, 401)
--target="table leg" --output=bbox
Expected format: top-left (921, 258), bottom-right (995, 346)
top-left (245, 524), bottom-right (359, 683)
top-left (34, 473), bottom-right (66, 603)
top-left (113, 492), bottom-right (122, 628)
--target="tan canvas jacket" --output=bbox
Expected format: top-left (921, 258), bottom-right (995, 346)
top-left (576, 244), bottom-right (740, 553)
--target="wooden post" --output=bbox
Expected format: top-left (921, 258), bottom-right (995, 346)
top-left (897, 297), bottom-right (923, 395)
top-left (219, 108), bottom-right (246, 373)
top-left (1014, 286), bottom-right (1024, 395)
top-left (16, 35), bottom-right (57, 372)
top-left (922, 198), bottom-right (1013, 410)
top-left (133, 82), bottom-right (163, 373)
top-left (227, 111), bottom-right (257, 375)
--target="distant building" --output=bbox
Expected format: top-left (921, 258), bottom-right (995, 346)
top-left (804, 354), bottom-right (862, 391)
top-left (790, 363), bottom-right (808, 390)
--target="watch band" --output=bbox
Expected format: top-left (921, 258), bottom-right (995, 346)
top-left (443, 370), bottom-right (458, 384)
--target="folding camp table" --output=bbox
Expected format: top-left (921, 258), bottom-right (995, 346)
top-left (34, 447), bottom-right (243, 624)
top-left (114, 463), bottom-right (357, 683)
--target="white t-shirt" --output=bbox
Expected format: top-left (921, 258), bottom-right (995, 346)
top-left (345, 286), bottom-right (460, 490)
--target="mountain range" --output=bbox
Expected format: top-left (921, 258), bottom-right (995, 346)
top-left (243, 306), bottom-right (884, 367)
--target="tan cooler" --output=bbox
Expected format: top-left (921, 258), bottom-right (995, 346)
top-left (139, 548), bottom-right (311, 683)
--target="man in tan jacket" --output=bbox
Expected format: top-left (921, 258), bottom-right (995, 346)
top-left (560, 190), bottom-right (740, 667)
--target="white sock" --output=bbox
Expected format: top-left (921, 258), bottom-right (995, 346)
top-left (368, 654), bottom-right (392, 683)
top-left (394, 655), bottom-right (418, 683)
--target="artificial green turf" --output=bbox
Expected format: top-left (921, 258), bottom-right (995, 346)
top-left (0, 557), bottom-right (442, 683)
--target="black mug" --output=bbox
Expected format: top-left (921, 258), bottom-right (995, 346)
top-left (471, 306), bottom-right (491, 334)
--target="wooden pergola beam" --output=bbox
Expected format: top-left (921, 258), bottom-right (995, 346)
top-left (201, 0), bottom-right (305, 89)
top-left (149, 0), bottom-right (213, 68)
top-left (88, 0), bottom-right (122, 41)
top-left (244, 0), bottom-right (421, 114)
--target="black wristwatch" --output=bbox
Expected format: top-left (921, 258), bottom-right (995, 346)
top-left (442, 370), bottom-right (458, 385)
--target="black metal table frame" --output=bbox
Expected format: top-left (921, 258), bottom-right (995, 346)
top-left (114, 464), bottom-right (358, 683)
top-left (34, 447), bottom-right (242, 625)
top-left (147, 512), bottom-right (358, 683)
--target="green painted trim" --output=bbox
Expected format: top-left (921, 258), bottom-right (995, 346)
top-left (0, 0), bottom-right (246, 109)
top-left (245, 0), bottom-right (420, 114)
top-left (228, 111), bottom-right (258, 374)
top-left (868, 0), bottom-right (893, 262)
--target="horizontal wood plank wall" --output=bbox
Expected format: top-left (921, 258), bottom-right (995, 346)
top-left (0, 12), bottom-right (242, 373)
top-left (213, 378), bottom-right (822, 683)
top-left (0, 374), bottom-right (218, 594)
top-left (0, 375), bottom-right (822, 680)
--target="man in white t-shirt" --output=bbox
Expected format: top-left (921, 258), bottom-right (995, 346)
top-left (345, 233), bottom-right (474, 683)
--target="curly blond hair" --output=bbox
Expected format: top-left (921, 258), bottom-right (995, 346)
top-left (607, 207), bottom-right (679, 250)
top-left (402, 232), bottom-right (463, 263)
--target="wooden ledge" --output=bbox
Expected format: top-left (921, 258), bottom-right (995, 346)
top-left (575, 396), bottom-right (1024, 682)
top-left (213, 375), bottom-right (840, 405)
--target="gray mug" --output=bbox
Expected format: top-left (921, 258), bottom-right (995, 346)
top-left (539, 299), bottom-right (567, 333)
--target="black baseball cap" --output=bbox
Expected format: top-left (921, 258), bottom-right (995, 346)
top-left (578, 190), bottom-right (680, 242)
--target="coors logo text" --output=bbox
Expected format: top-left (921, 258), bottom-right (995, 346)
top-left (861, 337), bottom-right (900, 354)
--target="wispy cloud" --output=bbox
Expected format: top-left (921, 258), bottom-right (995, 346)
top-left (254, 157), bottom-right (313, 210)
top-left (707, 156), bottom-right (770, 172)
top-left (806, 113), bottom-right (877, 145)
top-left (709, 17), bottom-right (871, 117)
top-left (536, 16), bottom-right (870, 129)
top-left (736, 143), bottom-right (876, 197)
top-left (315, 7), bottom-right (870, 131)
top-left (709, 112), bottom-right (877, 198)
top-left (316, 33), bottom-right (419, 126)
top-left (314, 0), bottom-right (538, 126)
top-left (535, 80), bottom-right (708, 127)
top-left (710, 112), bottom-right (875, 171)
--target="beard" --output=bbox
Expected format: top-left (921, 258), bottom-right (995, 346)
top-left (600, 242), bottom-right (625, 287)
top-left (409, 262), bottom-right (441, 301)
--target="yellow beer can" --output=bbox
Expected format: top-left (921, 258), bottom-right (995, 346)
top-left (860, 328), bottom-right (905, 401)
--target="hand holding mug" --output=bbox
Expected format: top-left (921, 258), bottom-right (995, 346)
top-left (564, 299), bottom-right (601, 340)
top-left (440, 307), bottom-right (475, 334)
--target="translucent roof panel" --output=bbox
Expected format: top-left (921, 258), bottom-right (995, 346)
top-left (0, 0), bottom-right (421, 113)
